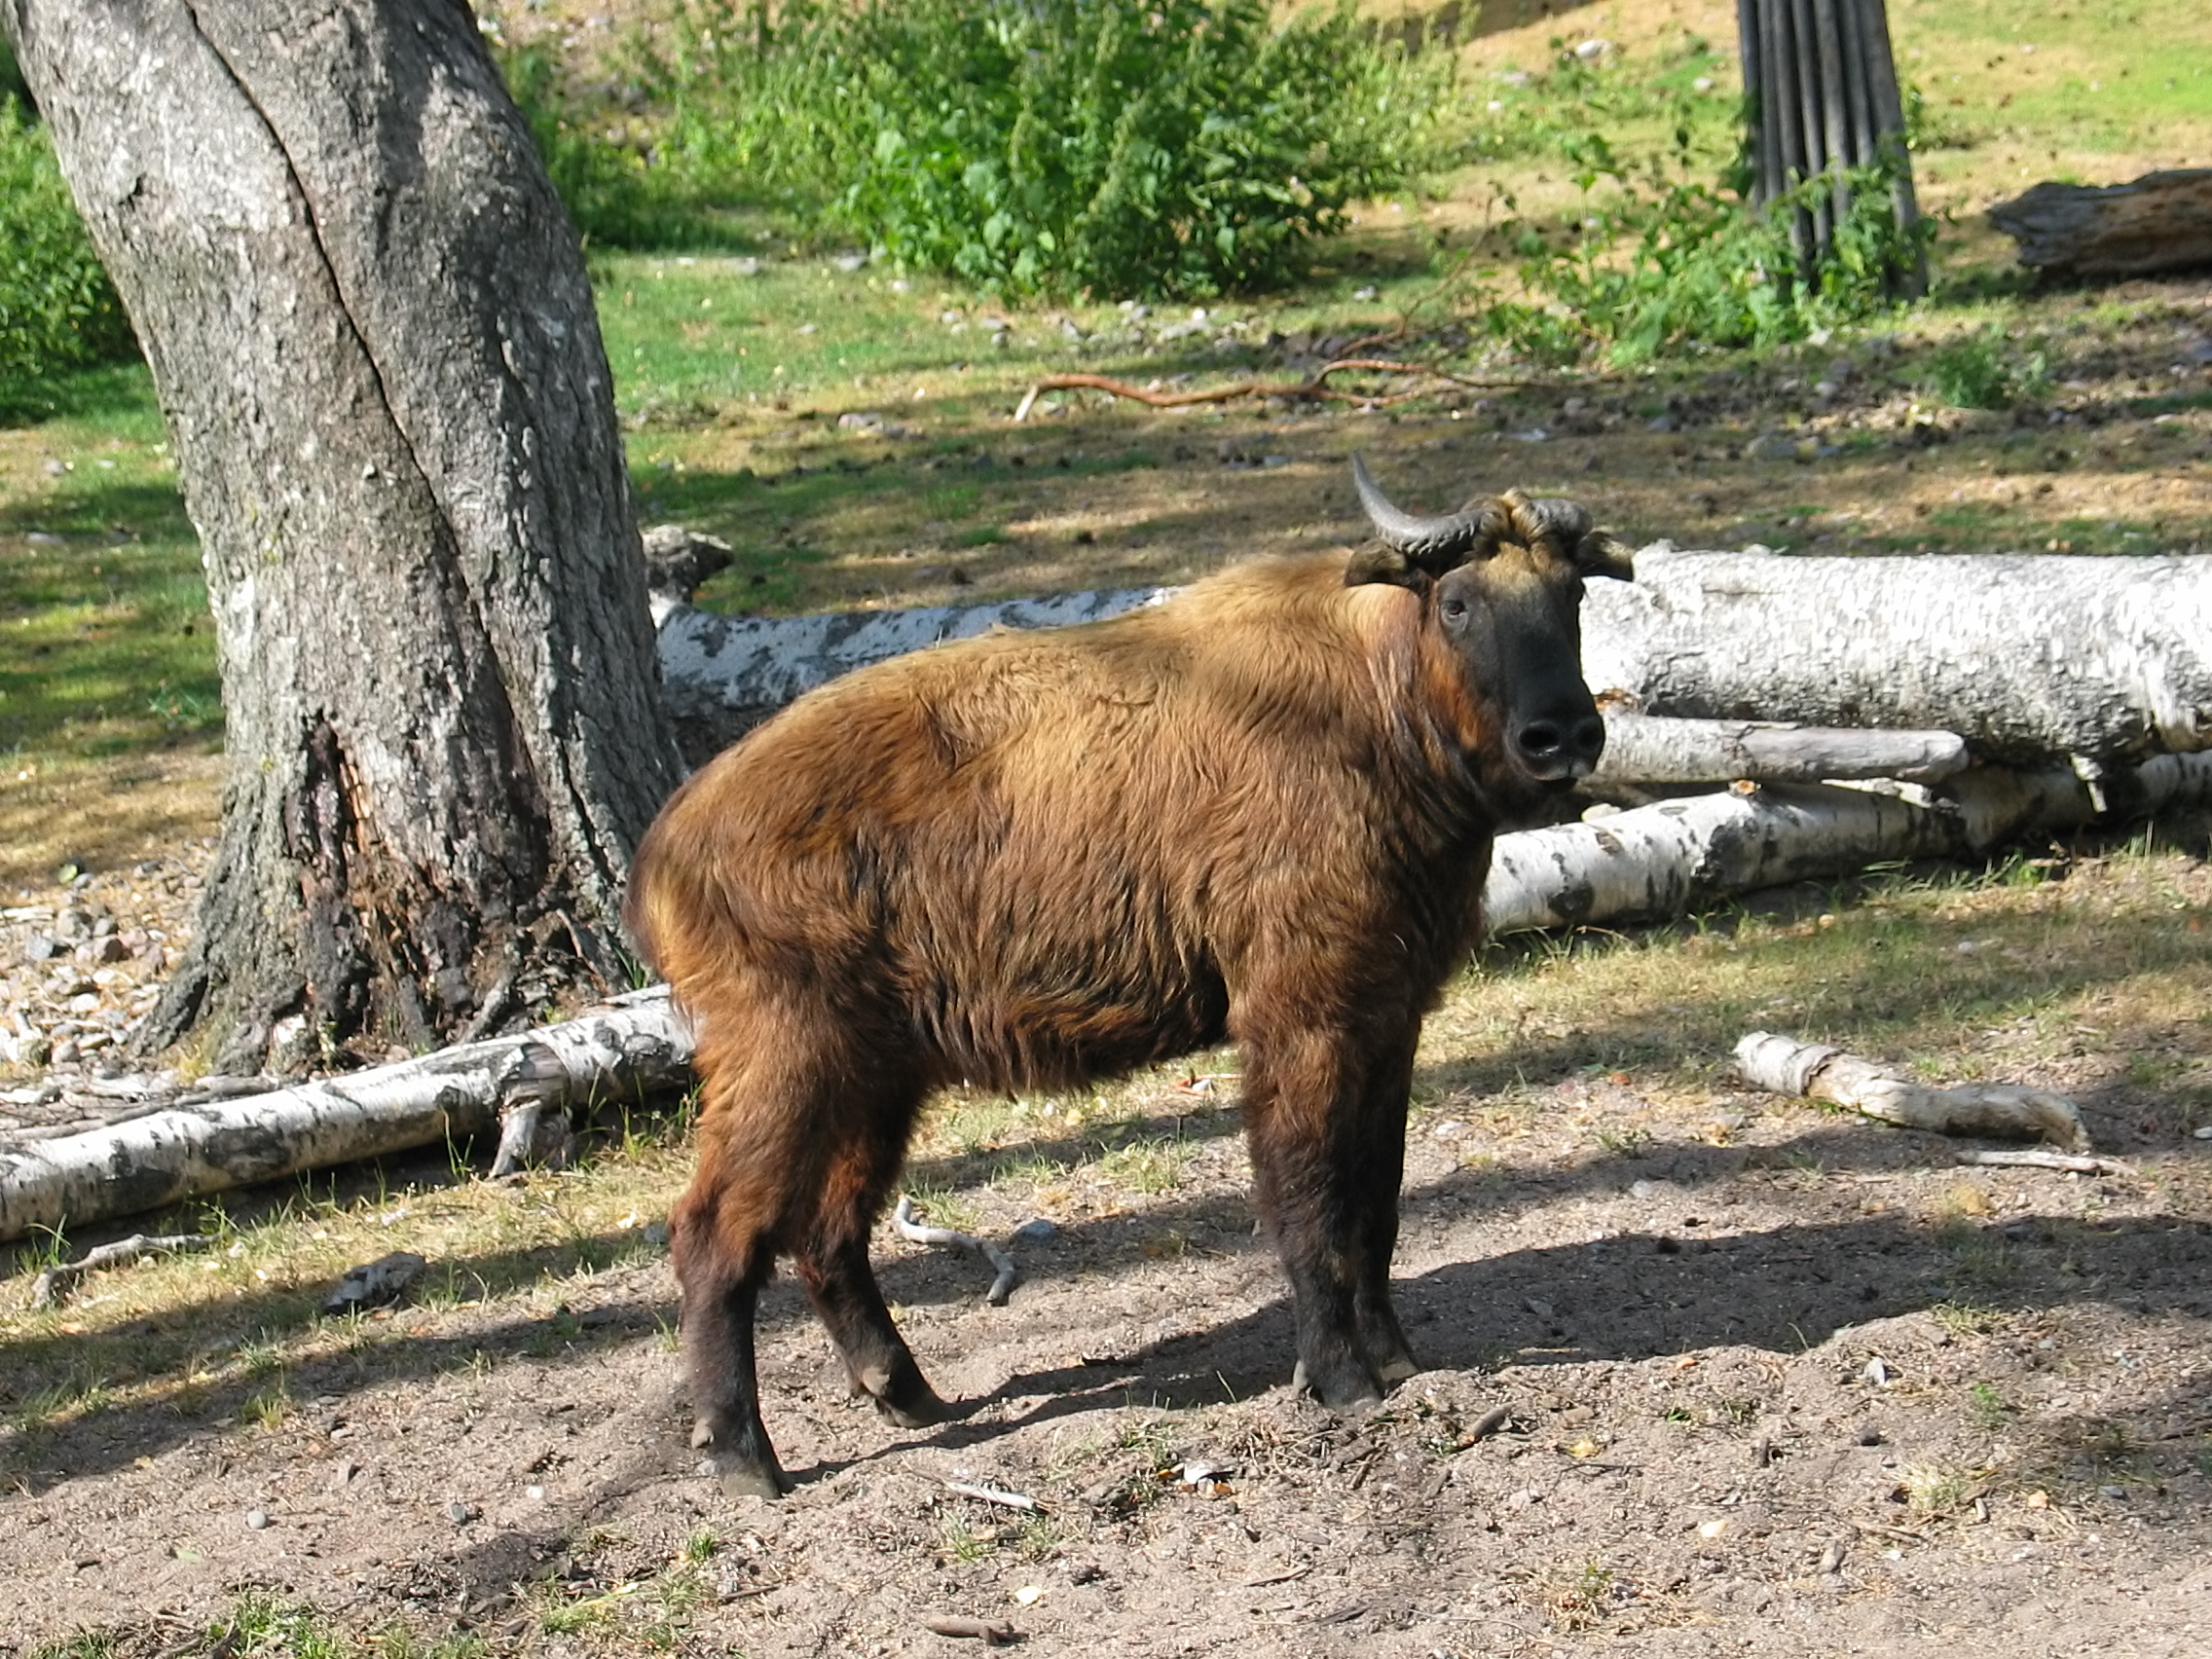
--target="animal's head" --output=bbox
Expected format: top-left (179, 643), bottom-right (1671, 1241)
top-left (1345, 456), bottom-right (1634, 806)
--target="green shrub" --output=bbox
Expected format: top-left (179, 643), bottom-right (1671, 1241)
top-left (0, 96), bottom-right (135, 393)
top-left (499, 43), bottom-right (730, 250)
top-left (1486, 123), bottom-right (1933, 364)
top-left (1923, 327), bottom-right (2047, 409)
top-left (645, 0), bottom-right (1448, 299)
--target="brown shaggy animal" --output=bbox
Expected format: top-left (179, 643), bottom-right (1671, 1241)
top-left (627, 461), bottom-right (1634, 1498)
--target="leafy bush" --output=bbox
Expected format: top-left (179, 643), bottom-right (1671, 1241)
top-left (643, 0), bottom-right (1448, 299)
top-left (499, 43), bottom-right (731, 250)
top-left (0, 96), bottom-right (134, 392)
top-left (1923, 328), bottom-right (2047, 409)
top-left (1486, 124), bottom-right (1933, 365)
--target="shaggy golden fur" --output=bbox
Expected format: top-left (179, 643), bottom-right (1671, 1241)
top-left (631, 516), bottom-right (1624, 1498)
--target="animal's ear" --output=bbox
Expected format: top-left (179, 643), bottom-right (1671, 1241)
top-left (1344, 544), bottom-right (1433, 591)
top-left (1573, 532), bottom-right (1637, 582)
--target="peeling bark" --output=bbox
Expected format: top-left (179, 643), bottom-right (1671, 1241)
top-left (0, 991), bottom-right (690, 1241)
top-left (6, 1), bottom-right (683, 1073)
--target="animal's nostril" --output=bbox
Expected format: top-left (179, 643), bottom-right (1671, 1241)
top-left (1570, 715), bottom-right (1605, 759)
top-left (1517, 719), bottom-right (1564, 758)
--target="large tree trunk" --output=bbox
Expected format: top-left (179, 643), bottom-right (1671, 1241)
top-left (6, 1), bottom-right (684, 1074)
top-left (1736, 0), bottom-right (1925, 295)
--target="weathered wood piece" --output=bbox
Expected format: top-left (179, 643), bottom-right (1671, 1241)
top-left (1735, 1031), bottom-right (2091, 1149)
top-left (0, 991), bottom-right (690, 1241)
top-left (1989, 169), bottom-right (2212, 278)
top-left (1482, 752), bottom-right (2212, 935)
top-left (1593, 711), bottom-right (1968, 784)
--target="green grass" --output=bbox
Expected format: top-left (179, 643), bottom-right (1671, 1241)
top-left (0, 372), bottom-right (210, 762)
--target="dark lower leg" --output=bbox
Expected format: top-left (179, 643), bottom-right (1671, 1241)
top-left (677, 1248), bottom-right (788, 1500)
top-left (796, 1235), bottom-right (954, 1428)
top-left (1250, 1137), bottom-right (1382, 1410)
top-left (1352, 1062), bottom-right (1417, 1382)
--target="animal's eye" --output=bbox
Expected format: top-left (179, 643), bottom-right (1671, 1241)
top-left (1442, 597), bottom-right (1467, 621)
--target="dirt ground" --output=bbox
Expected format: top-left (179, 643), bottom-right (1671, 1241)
top-left (5, 851), bottom-right (2211, 1658)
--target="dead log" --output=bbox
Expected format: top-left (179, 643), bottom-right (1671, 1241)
top-left (1482, 751), bottom-right (2212, 935)
top-left (1989, 169), bottom-right (2212, 278)
top-left (654, 549), bottom-right (2212, 770)
top-left (1734, 1031), bottom-right (2089, 1148)
top-left (0, 990), bottom-right (690, 1242)
top-left (1579, 548), bottom-right (2212, 769)
top-left (1593, 710), bottom-right (1967, 785)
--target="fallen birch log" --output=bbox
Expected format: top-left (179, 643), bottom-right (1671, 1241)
top-left (1988, 168), bottom-right (2212, 278)
top-left (1593, 711), bottom-right (1967, 785)
top-left (1579, 549), bottom-right (2212, 768)
top-left (9, 756), bottom-right (2206, 1239)
top-left (1734, 1031), bottom-right (2091, 1149)
top-left (653, 549), bottom-right (2212, 768)
top-left (0, 989), bottom-right (691, 1242)
top-left (1482, 750), bottom-right (2212, 936)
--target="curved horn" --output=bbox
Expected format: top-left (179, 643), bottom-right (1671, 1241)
top-left (1351, 455), bottom-right (1489, 567)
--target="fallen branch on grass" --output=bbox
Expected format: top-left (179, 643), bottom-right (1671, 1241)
top-left (1734, 1031), bottom-right (2092, 1150)
top-left (1012, 355), bottom-right (1513, 421)
top-left (0, 989), bottom-right (692, 1242)
top-left (28, 1231), bottom-right (212, 1309)
top-left (893, 1195), bottom-right (1018, 1306)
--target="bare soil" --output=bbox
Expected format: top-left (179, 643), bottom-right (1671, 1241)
top-left (5, 844), bottom-right (2211, 1658)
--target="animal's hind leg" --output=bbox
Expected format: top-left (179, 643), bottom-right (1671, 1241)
top-left (671, 1176), bottom-right (788, 1500)
top-left (792, 1086), bottom-right (956, 1430)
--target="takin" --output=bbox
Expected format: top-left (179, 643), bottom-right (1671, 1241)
top-left (626, 459), bottom-right (1635, 1498)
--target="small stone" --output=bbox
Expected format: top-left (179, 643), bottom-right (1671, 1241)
top-left (21, 936), bottom-right (57, 964)
top-left (1857, 1424), bottom-right (1884, 1447)
top-left (246, 1508), bottom-right (270, 1530)
top-left (2099, 1484), bottom-right (2127, 1500)
top-left (448, 1500), bottom-right (472, 1526)
top-left (526, 1484), bottom-right (545, 1501)
top-left (1009, 1217), bottom-right (1058, 1243)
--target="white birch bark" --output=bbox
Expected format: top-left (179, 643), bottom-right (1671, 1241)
top-left (0, 992), bottom-right (689, 1241)
top-left (1481, 752), bottom-right (2212, 936)
top-left (1578, 549), bottom-right (2212, 767)
top-left (1734, 1031), bottom-right (2090, 1148)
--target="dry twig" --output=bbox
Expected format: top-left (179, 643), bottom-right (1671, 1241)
top-left (1012, 355), bottom-right (1514, 421)
top-left (894, 1195), bottom-right (1018, 1305)
top-left (1956, 1148), bottom-right (2137, 1176)
top-left (29, 1231), bottom-right (212, 1309)
top-left (923, 1614), bottom-right (1020, 1644)
top-left (945, 1479), bottom-right (1041, 1511)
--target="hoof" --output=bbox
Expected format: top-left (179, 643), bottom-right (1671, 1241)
top-left (692, 1419), bottom-right (790, 1500)
top-left (873, 1386), bottom-right (959, 1430)
top-left (1291, 1358), bottom-right (1384, 1414)
top-left (1375, 1351), bottom-right (1419, 1385)
top-left (713, 1457), bottom-right (792, 1501)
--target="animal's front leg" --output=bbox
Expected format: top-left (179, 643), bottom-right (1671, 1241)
top-left (1349, 1037), bottom-right (1419, 1384)
top-left (1240, 1028), bottom-right (1388, 1411)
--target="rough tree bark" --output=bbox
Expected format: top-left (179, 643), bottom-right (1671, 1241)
top-left (1736, 0), bottom-right (1925, 294)
top-left (5, 1), bottom-right (684, 1074)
